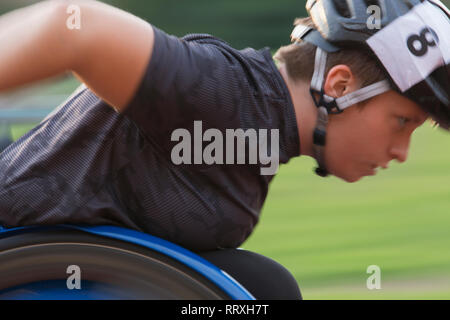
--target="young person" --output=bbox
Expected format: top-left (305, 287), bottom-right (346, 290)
top-left (0, 0), bottom-right (448, 299)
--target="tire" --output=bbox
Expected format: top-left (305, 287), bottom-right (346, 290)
top-left (0, 229), bottom-right (231, 300)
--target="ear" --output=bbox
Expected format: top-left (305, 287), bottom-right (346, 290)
top-left (323, 65), bottom-right (359, 98)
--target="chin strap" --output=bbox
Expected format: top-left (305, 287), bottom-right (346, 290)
top-left (312, 105), bottom-right (329, 177)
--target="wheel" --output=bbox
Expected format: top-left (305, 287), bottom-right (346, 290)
top-left (0, 229), bottom-right (232, 300)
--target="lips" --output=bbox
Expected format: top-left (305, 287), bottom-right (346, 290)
top-left (364, 163), bottom-right (390, 177)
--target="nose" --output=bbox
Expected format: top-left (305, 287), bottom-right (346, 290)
top-left (389, 135), bottom-right (411, 163)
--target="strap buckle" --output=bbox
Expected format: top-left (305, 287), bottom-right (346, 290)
top-left (309, 88), bottom-right (343, 115)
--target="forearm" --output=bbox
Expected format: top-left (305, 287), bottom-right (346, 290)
top-left (0, 0), bottom-right (77, 92)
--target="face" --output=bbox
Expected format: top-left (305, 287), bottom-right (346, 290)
top-left (324, 90), bottom-right (428, 183)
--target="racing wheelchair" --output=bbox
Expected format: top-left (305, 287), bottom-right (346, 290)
top-left (0, 224), bottom-right (255, 300)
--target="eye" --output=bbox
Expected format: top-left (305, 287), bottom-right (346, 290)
top-left (398, 117), bottom-right (410, 127)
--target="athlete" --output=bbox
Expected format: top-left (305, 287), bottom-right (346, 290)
top-left (0, 0), bottom-right (448, 299)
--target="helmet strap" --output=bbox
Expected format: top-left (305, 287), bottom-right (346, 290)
top-left (310, 47), bottom-right (331, 177)
top-left (312, 106), bottom-right (329, 177)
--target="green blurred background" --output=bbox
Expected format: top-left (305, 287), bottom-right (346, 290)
top-left (1, 0), bottom-right (450, 300)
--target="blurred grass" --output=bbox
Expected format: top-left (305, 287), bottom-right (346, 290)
top-left (10, 123), bottom-right (39, 141)
top-left (242, 122), bottom-right (450, 299)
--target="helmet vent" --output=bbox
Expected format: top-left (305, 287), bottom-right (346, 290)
top-left (364, 0), bottom-right (380, 8)
top-left (333, 0), bottom-right (352, 18)
top-left (364, 0), bottom-right (383, 18)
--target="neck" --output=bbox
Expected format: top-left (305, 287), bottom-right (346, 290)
top-left (278, 63), bottom-right (317, 158)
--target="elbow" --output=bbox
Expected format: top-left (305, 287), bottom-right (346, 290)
top-left (43, 0), bottom-right (85, 72)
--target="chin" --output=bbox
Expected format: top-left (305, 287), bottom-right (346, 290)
top-left (337, 173), bottom-right (362, 183)
top-left (328, 166), bottom-right (363, 183)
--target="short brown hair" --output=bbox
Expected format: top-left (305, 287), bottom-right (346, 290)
top-left (274, 17), bottom-right (386, 89)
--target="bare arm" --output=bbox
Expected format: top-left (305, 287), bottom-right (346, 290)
top-left (0, 0), bottom-right (155, 112)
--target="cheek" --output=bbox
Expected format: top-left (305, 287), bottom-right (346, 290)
top-left (325, 114), bottom-right (386, 175)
